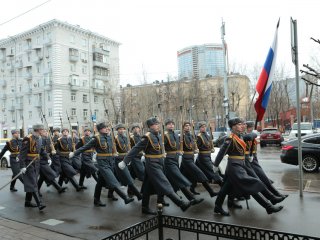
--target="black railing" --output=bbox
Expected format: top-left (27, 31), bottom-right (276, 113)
top-left (103, 205), bottom-right (320, 240)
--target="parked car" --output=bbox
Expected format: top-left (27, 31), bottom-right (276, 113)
top-left (280, 133), bottom-right (320, 172)
top-left (288, 122), bottom-right (314, 140)
top-left (260, 128), bottom-right (284, 147)
top-left (0, 142), bottom-right (11, 168)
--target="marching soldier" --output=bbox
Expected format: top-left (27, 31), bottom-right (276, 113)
top-left (70, 122), bottom-right (134, 207)
top-left (164, 118), bottom-right (204, 205)
top-left (76, 127), bottom-right (99, 189)
top-left (128, 123), bottom-right (145, 182)
top-left (213, 118), bottom-right (284, 216)
top-left (38, 130), bottom-right (67, 195)
top-left (71, 130), bottom-right (82, 172)
top-left (0, 129), bottom-right (24, 192)
top-left (244, 121), bottom-right (288, 199)
top-left (51, 127), bottom-right (62, 175)
top-left (112, 123), bottom-right (142, 200)
top-left (180, 122), bottom-right (217, 198)
top-left (119, 117), bottom-right (191, 215)
top-left (19, 124), bottom-right (47, 211)
top-left (55, 128), bottom-right (82, 191)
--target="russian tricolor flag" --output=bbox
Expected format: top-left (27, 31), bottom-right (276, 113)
top-left (254, 19), bottom-right (280, 122)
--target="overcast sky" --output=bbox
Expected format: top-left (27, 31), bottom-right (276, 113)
top-left (0, 0), bottom-right (319, 86)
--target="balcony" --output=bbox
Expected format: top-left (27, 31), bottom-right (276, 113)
top-left (34, 101), bottom-right (42, 108)
top-left (0, 54), bottom-right (6, 62)
top-left (70, 84), bottom-right (80, 91)
top-left (24, 62), bottom-right (32, 68)
top-left (33, 44), bottom-right (42, 50)
top-left (93, 46), bottom-right (109, 55)
top-left (15, 60), bottom-right (23, 69)
top-left (8, 106), bottom-right (15, 112)
top-left (93, 74), bottom-right (109, 82)
top-left (15, 103), bottom-right (23, 110)
top-left (0, 93), bottom-right (7, 100)
top-left (93, 87), bottom-right (105, 95)
top-left (92, 60), bottom-right (109, 69)
top-left (44, 39), bottom-right (52, 46)
top-left (25, 72), bottom-right (33, 80)
top-left (25, 45), bottom-right (33, 52)
top-left (69, 54), bottom-right (79, 62)
top-left (6, 52), bottom-right (14, 57)
top-left (0, 80), bottom-right (7, 88)
top-left (33, 56), bottom-right (43, 63)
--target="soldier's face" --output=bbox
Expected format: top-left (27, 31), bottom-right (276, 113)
top-left (100, 127), bottom-right (107, 133)
top-left (12, 132), bottom-right (19, 138)
top-left (150, 123), bottom-right (160, 132)
top-left (133, 127), bottom-right (140, 134)
top-left (118, 128), bottom-right (125, 134)
top-left (200, 125), bottom-right (206, 132)
top-left (247, 127), bottom-right (253, 133)
top-left (184, 124), bottom-right (191, 132)
top-left (38, 129), bottom-right (45, 136)
top-left (84, 130), bottom-right (91, 136)
top-left (166, 122), bottom-right (175, 130)
top-left (53, 131), bottom-right (59, 136)
top-left (233, 123), bottom-right (245, 133)
top-left (62, 130), bottom-right (69, 136)
top-left (41, 131), bottom-right (48, 137)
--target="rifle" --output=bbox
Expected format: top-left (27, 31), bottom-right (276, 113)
top-left (191, 120), bottom-right (199, 151)
top-left (179, 106), bottom-right (184, 153)
top-left (105, 109), bottom-right (118, 155)
top-left (205, 110), bottom-right (214, 150)
top-left (40, 108), bottom-right (56, 153)
top-left (90, 109), bottom-right (96, 135)
top-left (158, 104), bottom-right (166, 156)
top-left (74, 115), bottom-right (81, 138)
top-left (66, 110), bottom-right (75, 151)
top-left (59, 112), bottom-right (63, 129)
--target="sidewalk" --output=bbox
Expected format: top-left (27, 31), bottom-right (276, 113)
top-left (0, 217), bottom-right (82, 240)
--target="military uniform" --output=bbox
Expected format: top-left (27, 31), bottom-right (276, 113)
top-left (38, 135), bottom-right (66, 194)
top-left (180, 130), bottom-right (216, 197)
top-left (55, 134), bottom-right (81, 191)
top-left (196, 128), bottom-right (222, 185)
top-left (0, 133), bottom-right (23, 191)
top-left (71, 135), bottom-right (82, 172)
top-left (128, 132), bottom-right (145, 181)
top-left (213, 117), bottom-right (284, 216)
top-left (51, 132), bottom-right (62, 175)
top-left (76, 134), bottom-right (98, 188)
top-left (19, 128), bottom-right (47, 210)
top-left (123, 117), bottom-right (190, 214)
top-left (73, 123), bottom-right (134, 206)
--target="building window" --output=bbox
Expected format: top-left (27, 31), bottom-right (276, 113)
top-left (70, 75), bottom-right (79, 86)
top-left (48, 108), bottom-right (52, 117)
top-left (82, 80), bottom-right (88, 87)
top-left (94, 109), bottom-right (98, 117)
top-left (82, 38), bottom-right (87, 47)
top-left (71, 108), bottom-right (76, 116)
top-left (44, 73), bottom-right (52, 85)
top-left (19, 85), bottom-right (22, 92)
top-left (83, 94), bottom-right (88, 103)
top-left (37, 64), bottom-right (41, 73)
top-left (28, 111), bottom-right (32, 119)
top-left (28, 96), bottom-right (31, 105)
top-left (80, 52), bottom-right (87, 62)
top-left (70, 35), bottom-right (75, 44)
top-left (70, 63), bottom-right (76, 72)
top-left (47, 92), bottom-right (52, 101)
top-left (71, 93), bottom-right (76, 101)
top-left (47, 61), bottom-right (51, 69)
top-left (18, 43), bottom-right (22, 53)
top-left (93, 53), bottom-right (108, 63)
top-left (36, 36), bottom-right (41, 44)
top-left (94, 95), bottom-right (98, 103)
top-left (27, 53), bottom-right (31, 62)
top-left (83, 109), bottom-right (88, 117)
top-left (82, 66), bottom-right (87, 74)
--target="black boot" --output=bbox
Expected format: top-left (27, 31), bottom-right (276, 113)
top-left (25, 192), bottom-right (37, 208)
top-left (92, 172), bottom-right (99, 183)
top-left (261, 189), bottom-right (285, 205)
top-left (167, 193), bottom-right (191, 212)
top-left (214, 206), bottom-right (230, 216)
top-left (107, 189), bottom-right (118, 201)
top-left (227, 197), bottom-right (242, 209)
top-left (202, 181), bottom-right (217, 197)
top-left (114, 187), bottom-right (134, 204)
top-left (58, 176), bottom-right (64, 186)
top-left (190, 183), bottom-right (200, 195)
top-left (142, 193), bottom-right (156, 215)
top-left (51, 180), bottom-right (67, 194)
top-left (10, 177), bottom-right (17, 192)
top-left (93, 176), bottom-right (106, 207)
top-left (69, 177), bottom-right (82, 192)
top-left (37, 176), bottom-right (44, 197)
top-left (128, 185), bottom-right (142, 201)
top-left (252, 193), bottom-right (283, 214)
top-left (157, 195), bottom-right (169, 207)
top-left (79, 171), bottom-right (87, 189)
top-left (181, 187), bottom-right (204, 206)
top-left (32, 192), bottom-right (46, 211)
top-left (268, 183), bottom-right (289, 199)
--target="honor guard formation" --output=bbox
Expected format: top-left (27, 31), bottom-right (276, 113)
top-left (0, 116), bottom-right (288, 216)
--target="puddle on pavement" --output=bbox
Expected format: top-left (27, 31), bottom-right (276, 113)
top-left (60, 218), bottom-right (78, 224)
top-left (88, 224), bottom-right (116, 230)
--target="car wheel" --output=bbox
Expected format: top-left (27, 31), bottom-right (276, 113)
top-left (0, 158), bottom-right (8, 168)
top-left (302, 155), bottom-right (319, 173)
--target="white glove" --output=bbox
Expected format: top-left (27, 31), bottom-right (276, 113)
top-left (16, 157), bottom-right (20, 162)
top-left (163, 153), bottom-right (167, 158)
top-left (21, 168), bottom-right (27, 174)
top-left (69, 152), bottom-right (75, 158)
top-left (114, 152), bottom-right (119, 157)
top-left (248, 156), bottom-right (253, 162)
top-left (213, 166), bottom-right (219, 173)
top-left (178, 155), bottom-right (182, 168)
top-left (211, 148), bottom-right (215, 153)
top-left (51, 150), bottom-right (56, 155)
top-left (141, 155), bottom-right (145, 162)
top-left (194, 149), bottom-right (199, 154)
top-left (118, 161), bottom-right (126, 170)
top-left (48, 159), bottom-right (52, 165)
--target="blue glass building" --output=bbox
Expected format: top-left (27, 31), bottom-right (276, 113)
top-left (177, 44), bottom-right (224, 80)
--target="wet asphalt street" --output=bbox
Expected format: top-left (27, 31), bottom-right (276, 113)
top-left (0, 146), bottom-right (319, 239)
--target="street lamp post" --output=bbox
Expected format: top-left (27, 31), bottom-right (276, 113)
top-left (221, 20), bottom-right (229, 132)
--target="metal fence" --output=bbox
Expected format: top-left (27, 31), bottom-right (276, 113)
top-left (103, 206), bottom-right (320, 240)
